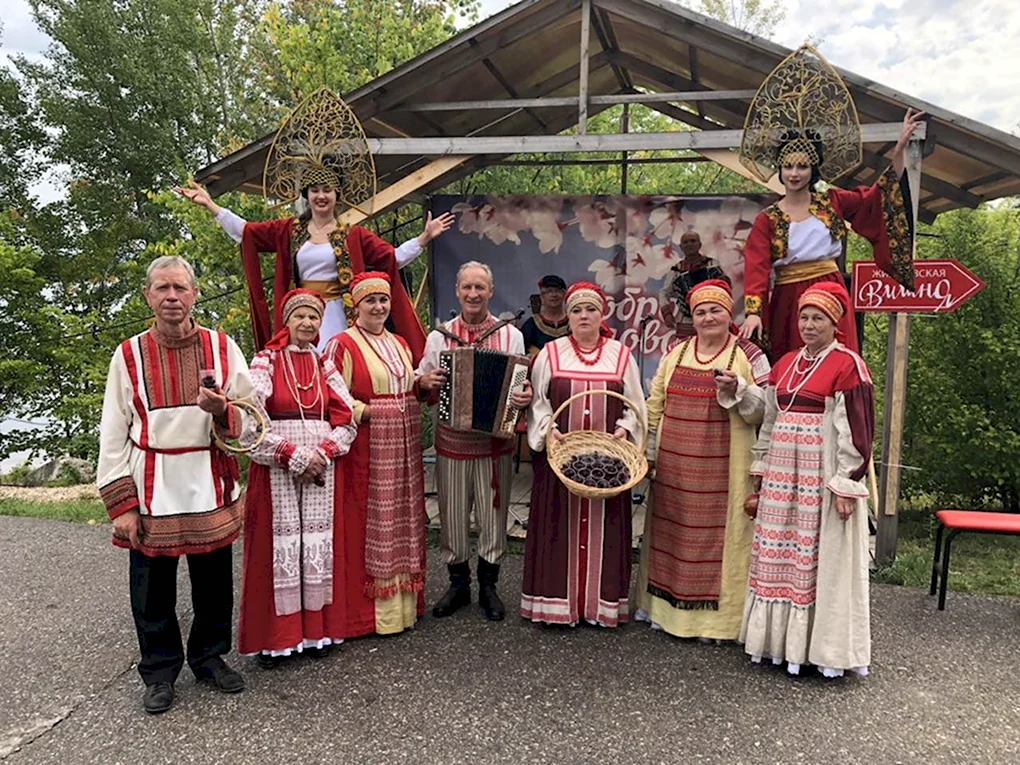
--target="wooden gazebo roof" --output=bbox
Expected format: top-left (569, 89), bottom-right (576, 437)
top-left (195, 0), bottom-right (1020, 223)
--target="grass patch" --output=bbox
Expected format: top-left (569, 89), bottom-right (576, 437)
top-left (0, 498), bottom-right (108, 525)
top-left (2, 497), bottom-right (1017, 597)
top-left (872, 509), bottom-right (1020, 598)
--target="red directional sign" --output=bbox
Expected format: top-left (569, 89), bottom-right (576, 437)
top-left (852, 259), bottom-right (985, 313)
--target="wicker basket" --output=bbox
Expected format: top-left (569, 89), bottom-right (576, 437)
top-left (546, 389), bottom-right (648, 500)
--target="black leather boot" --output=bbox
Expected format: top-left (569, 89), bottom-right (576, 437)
top-left (432, 561), bottom-right (472, 617)
top-left (477, 558), bottom-right (505, 622)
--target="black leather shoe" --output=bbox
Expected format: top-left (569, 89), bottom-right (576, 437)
top-left (477, 558), bottom-right (506, 621)
top-left (256, 653), bottom-right (286, 669)
top-left (305, 645), bottom-right (333, 660)
top-left (142, 682), bottom-right (174, 714)
top-left (432, 562), bottom-right (472, 618)
top-left (195, 658), bottom-right (246, 693)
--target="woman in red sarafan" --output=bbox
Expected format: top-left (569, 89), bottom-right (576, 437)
top-left (739, 109), bottom-right (923, 360)
top-left (237, 289), bottom-right (358, 666)
top-left (323, 272), bottom-right (429, 638)
top-left (522, 282), bottom-right (647, 628)
top-left (174, 89), bottom-right (453, 357)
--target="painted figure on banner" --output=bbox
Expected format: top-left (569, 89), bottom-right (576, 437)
top-left (741, 280), bottom-right (875, 678)
top-left (636, 279), bottom-right (770, 642)
top-left (657, 231), bottom-right (730, 345)
top-left (435, 195), bottom-right (765, 387)
top-left (176, 88), bottom-right (453, 356)
top-left (521, 274), bottom-right (569, 356)
top-left (324, 272), bottom-right (429, 639)
top-left (415, 261), bottom-right (533, 622)
top-left (97, 256), bottom-right (251, 714)
top-left (237, 289), bottom-right (358, 666)
top-left (523, 282), bottom-right (647, 628)
top-left (737, 46), bottom-right (921, 360)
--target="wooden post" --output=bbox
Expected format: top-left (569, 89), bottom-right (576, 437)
top-left (578, 0), bottom-right (592, 135)
top-left (621, 103), bottom-right (629, 193)
top-left (875, 140), bottom-right (922, 565)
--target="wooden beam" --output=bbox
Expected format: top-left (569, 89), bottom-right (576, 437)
top-left (621, 103), bottom-right (630, 193)
top-left (857, 147), bottom-right (984, 208)
top-left (875, 139), bottom-right (922, 566)
top-left (353, 0), bottom-right (582, 122)
top-left (589, 5), bottom-right (628, 91)
top-left (606, 50), bottom-right (751, 120)
top-left (337, 155), bottom-right (473, 226)
top-left (481, 57), bottom-right (547, 130)
top-left (492, 156), bottom-right (709, 166)
top-left (400, 101), bottom-right (625, 201)
top-left (962, 170), bottom-right (1008, 191)
top-left (363, 122), bottom-right (923, 155)
top-left (596, 0), bottom-right (780, 75)
top-left (642, 96), bottom-right (728, 133)
top-left (848, 91), bottom-right (1020, 177)
top-left (697, 149), bottom-right (784, 193)
top-left (578, 0), bottom-right (593, 134)
top-left (689, 46), bottom-right (705, 119)
top-left (594, 7), bottom-right (632, 90)
top-left (400, 90), bottom-right (759, 112)
top-left (523, 50), bottom-right (609, 100)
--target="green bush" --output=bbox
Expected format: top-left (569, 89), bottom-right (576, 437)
top-left (857, 205), bottom-right (1020, 512)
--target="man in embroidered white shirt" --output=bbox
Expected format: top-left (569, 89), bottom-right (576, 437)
top-left (416, 261), bottom-right (532, 621)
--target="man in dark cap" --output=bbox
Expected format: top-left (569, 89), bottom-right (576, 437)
top-left (521, 275), bottom-right (569, 356)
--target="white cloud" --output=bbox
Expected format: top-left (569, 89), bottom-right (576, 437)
top-left (2, 0), bottom-right (1018, 136)
top-left (0, 0), bottom-right (50, 63)
top-left (780, 0), bottom-right (1020, 134)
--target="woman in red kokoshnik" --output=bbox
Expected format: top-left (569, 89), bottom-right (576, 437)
top-left (177, 176), bottom-right (451, 357)
top-left (739, 109), bottom-right (923, 360)
top-left (176, 88), bottom-right (453, 357)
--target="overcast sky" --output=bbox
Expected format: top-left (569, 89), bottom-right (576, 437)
top-left (3, 0), bottom-right (1016, 132)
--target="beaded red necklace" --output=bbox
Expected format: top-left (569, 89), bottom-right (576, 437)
top-left (569, 334), bottom-right (607, 366)
top-left (693, 335), bottom-right (732, 365)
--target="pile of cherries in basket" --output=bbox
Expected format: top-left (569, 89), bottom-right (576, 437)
top-left (561, 450), bottom-right (630, 489)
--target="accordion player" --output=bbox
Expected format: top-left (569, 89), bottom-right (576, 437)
top-left (437, 347), bottom-right (531, 438)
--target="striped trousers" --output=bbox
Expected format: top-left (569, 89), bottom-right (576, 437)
top-left (435, 453), bottom-right (514, 566)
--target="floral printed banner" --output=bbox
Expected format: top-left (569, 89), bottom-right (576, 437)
top-left (429, 194), bottom-right (769, 384)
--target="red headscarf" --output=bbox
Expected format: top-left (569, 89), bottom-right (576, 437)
top-left (565, 281), bottom-right (614, 338)
top-left (688, 278), bottom-right (739, 335)
top-left (350, 270), bottom-right (391, 306)
top-left (687, 279), bottom-right (734, 313)
top-left (798, 281), bottom-right (850, 339)
top-left (265, 288), bottom-right (325, 351)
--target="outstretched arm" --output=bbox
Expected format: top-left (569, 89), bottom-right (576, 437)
top-left (892, 108), bottom-right (925, 178)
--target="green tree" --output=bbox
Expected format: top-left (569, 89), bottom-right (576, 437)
top-left (0, 38), bottom-right (46, 208)
top-left (254, 0), bottom-right (478, 104)
top-left (892, 207), bottom-right (1020, 511)
top-left (0, 0), bottom-right (479, 462)
top-left (696, 0), bottom-right (786, 37)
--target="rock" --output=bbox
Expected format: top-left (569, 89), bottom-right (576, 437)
top-left (23, 457), bottom-right (95, 487)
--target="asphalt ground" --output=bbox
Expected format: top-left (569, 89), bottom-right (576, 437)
top-left (2, 515), bottom-right (1019, 765)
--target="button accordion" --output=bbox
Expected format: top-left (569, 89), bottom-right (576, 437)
top-left (437, 348), bottom-right (531, 438)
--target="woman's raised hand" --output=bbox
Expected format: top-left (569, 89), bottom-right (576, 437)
top-left (417, 211), bottom-right (456, 246)
top-left (892, 108), bottom-right (926, 176)
top-left (173, 181), bottom-right (218, 214)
